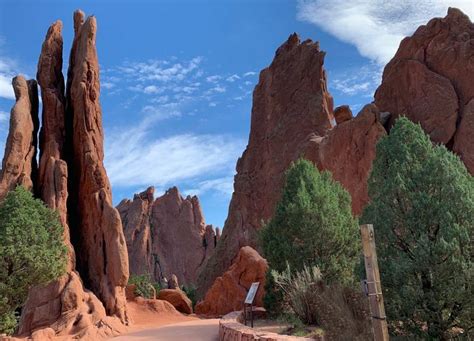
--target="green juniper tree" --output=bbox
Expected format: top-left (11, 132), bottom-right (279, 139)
top-left (261, 159), bottom-right (359, 314)
top-left (362, 117), bottom-right (474, 339)
top-left (0, 186), bottom-right (67, 334)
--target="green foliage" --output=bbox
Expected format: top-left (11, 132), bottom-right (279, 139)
top-left (128, 274), bottom-right (158, 299)
top-left (272, 265), bottom-right (323, 325)
top-left (181, 285), bottom-right (197, 308)
top-left (362, 117), bottom-right (474, 338)
top-left (0, 186), bottom-right (67, 335)
top-left (263, 270), bottom-right (285, 317)
top-left (260, 158), bottom-right (360, 285)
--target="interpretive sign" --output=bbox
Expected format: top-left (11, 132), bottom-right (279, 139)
top-left (245, 282), bottom-right (260, 304)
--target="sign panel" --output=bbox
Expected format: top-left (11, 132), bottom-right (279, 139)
top-left (245, 282), bottom-right (260, 304)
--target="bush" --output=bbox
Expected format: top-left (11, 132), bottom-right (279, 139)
top-left (0, 186), bottom-right (67, 334)
top-left (181, 285), bottom-right (197, 308)
top-left (272, 265), bottom-right (371, 340)
top-left (128, 274), bottom-right (158, 299)
top-left (260, 158), bottom-right (359, 285)
top-left (272, 265), bottom-right (323, 325)
top-left (263, 270), bottom-right (285, 317)
top-left (362, 117), bottom-right (474, 338)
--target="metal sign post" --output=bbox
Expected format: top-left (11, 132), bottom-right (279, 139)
top-left (360, 224), bottom-right (389, 341)
top-left (243, 282), bottom-right (260, 328)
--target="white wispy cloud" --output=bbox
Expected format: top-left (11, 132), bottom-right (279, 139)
top-left (105, 113), bottom-right (245, 190)
top-left (330, 63), bottom-right (382, 97)
top-left (297, 0), bottom-right (474, 65)
top-left (184, 176), bottom-right (235, 197)
top-left (0, 110), bottom-right (9, 122)
top-left (0, 58), bottom-right (16, 100)
top-left (243, 71), bottom-right (256, 77)
top-left (226, 74), bottom-right (240, 82)
top-left (206, 75), bottom-right (221, 83)
top-left (119, 57), bottom-right (203, 82)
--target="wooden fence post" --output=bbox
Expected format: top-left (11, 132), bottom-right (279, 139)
top-left (360, 224), bottom-right (389, 341)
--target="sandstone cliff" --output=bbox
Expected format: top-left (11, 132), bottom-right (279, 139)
top-left (118, 186), bottom-right (219, 287)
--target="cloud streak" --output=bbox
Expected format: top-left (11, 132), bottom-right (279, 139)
top-left (297, 0), bottom-right (474, 64)
top-left (105, 113), bottom-right (245, 193)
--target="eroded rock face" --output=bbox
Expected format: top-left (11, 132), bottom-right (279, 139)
top-left (15, 11), bottom-right (129, 338)
top-left (0, 76), bottom-right (39, 200)
top-left (118, 186), bottom-right (219, 287)
top-left (375, 8), bottom-right (474, 172)
top-left (304, 104), bottom-right (387, 215)
top-left (18, 272), bottom-right (126, 339)
top-left (35, 20), bottom-right (74, 270)
top-left (197, 33), bottom-right (335, 296)
top-left (65, 10), bottom-right (129, 322)
top-left (157, 289), bottom-right (193, 314)
top-left (195, 246), bottom-right (268, 316)
top-left (334, 105), bottom-right (352, 124)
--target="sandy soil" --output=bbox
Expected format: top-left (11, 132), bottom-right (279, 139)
top-left (110, 299), bottom-right (219, 340)
top-left (112, 319), bottom-right (220, 341)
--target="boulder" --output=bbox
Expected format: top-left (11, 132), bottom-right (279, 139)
top-left (168, 274), bottom-right (179, 289)
top-left (0, 76), bottom-right (39, 200)
top-left (117, 186), bottom-right (219, 287)
top-left (334, 105), bottom-right (352, 124)
top-left (157, 289), bottom-right (193, 314)
top-left (195, 246), bottom-right (268, 316)
top-left (375, 7), bottom-right (474, 173)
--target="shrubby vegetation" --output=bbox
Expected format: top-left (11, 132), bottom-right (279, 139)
top-left (362, 117), bottom-right (474, 339)
top-left (181, 285), bottom-right (197, 308)
top-left (0, 186), bottom-right (67, 335)
top-left (260, 158), bottom-right (360, 316)
top-left (128, 273), bottom-right (160, 299)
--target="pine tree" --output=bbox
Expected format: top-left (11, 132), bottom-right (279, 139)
top-left (261, 158), bottom-right (359, 285)
top-left (362, 117), bottom-right (474, 338)
top-left (0, 186), bottom-right (67, 334)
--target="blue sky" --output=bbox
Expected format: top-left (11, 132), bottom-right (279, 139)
top-left (0, 0), bottom-right (472, 228)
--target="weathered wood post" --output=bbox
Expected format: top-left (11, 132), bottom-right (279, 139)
top-left (360, 224), bottom-right (389, 341)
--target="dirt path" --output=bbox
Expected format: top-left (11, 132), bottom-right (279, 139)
top-left (112, 319), bottom-right (220, 341)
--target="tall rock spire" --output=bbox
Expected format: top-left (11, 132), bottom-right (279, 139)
top-left (65, 10), bottom-right (129, 322)
top-left (18, 10), bottom-right (129, 338)
top-left (197, 34), bottom-right (336, 296)
top-left (0, 76), bottom-right (39, 200)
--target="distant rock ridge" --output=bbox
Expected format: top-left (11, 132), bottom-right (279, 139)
top-left (0, 10), bottom-right (129, 339)
top-left (117, 186), bottom-right (220, 287)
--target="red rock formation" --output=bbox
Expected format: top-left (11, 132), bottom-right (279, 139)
top-left (0, 76), bottom-right (39, 200)
top-left (19, 272), bottom-right (126, 340)
top-left (305, 104), bottom-right (387, 215)
top-left (117, 187), bottom-right (154, 277)
top-left (197, 33), bottom-right (335, 296)
top-left (35, 20), bottom-right (74, 270)
top-left (118, 186), bottom-right (219, 287)
top-left (65, 10), bottom-right (129, 322)
top-left (195, 246), bottom-right (268, 316)
top-left (334, 105), bottom-right (353, 124)
top-left (157, 289), bottom-right (193, 314)
top-left (16, 11), bottom-right (129, 339)
top-left (375, 8), bottom-right (474, 172)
